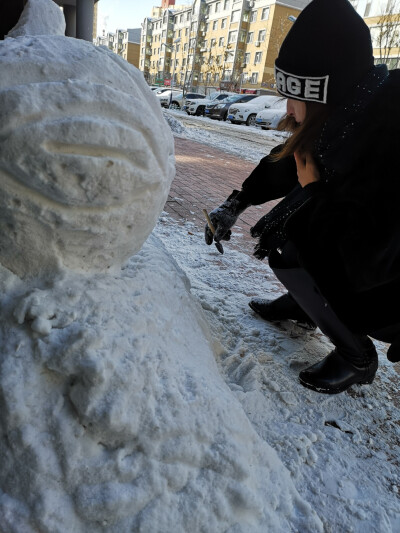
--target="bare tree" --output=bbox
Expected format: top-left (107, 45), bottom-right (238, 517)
top-left (373, 0), bottom-right (400, 69)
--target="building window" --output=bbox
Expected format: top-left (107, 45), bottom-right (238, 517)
top-left (228, 30), bottom-right (238, 43)
top-left (176, 43), bottom-right (180, 52)
top-left (213, 20), bottom-right (218, 30)
top-left (206, 72), bottom-right (212, 83)
top-left (231, 10), bottom-right (240, 22)
top-left (223, 70), bottom-right (232, 81)
top-left (191, 22), bottom-right (196, 32)
top-left (211, 37), bottom-right (216, 47)
top-left (205, 22), bottom-right (209, 32)
top-left (184, 43), bottom-right (188, 51)
top-left (261, 7), bottom-right (270, 20)
top-left (182, 58), bottom-right (186, 66)
top-left (219, 36), bottom-right (225, 46)
top-left (246, 32), bottom-right (254, 43)
top-left (244, 52), bottom-right (250, 64)
top-left (185, 28), bottom-right (189, 36)
top-left (254, 51), bottom-right (262, 63)
top-left (251, 72), bottom-right (258, 84)
top-left (221, 18), bottom-right (227, 29)
top-left (187, 12), bottom-right (190, 20)
top-left (224, 0), bottom-right (230, 9)
top-left (239, 29), bottom-right (246, 42)
top-left (199, 72), bottom-right (204, 81)
top-left (250, 10), bottom-right (257, 22)
top-left (258, 29), bottom-right (266, 42)
top-left (178, 29), bottom-right (182, 37)
top-left (180, 14), bottom-right (183, 22)
top-left (215, 2), bottom-right (221, 13)
top-left (225, 51), bottom-right (234, 62)
top-left (214, 72), bottom-right (220, 82)
top-left (190, 38), bottom-right (196, 47)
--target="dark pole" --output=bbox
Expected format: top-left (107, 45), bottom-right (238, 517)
top-left (76, 0), bottom-right (94, 41)
top-left (0, 0), bottom-right (25, 40)
top-left (63, 5), bottom-right (76, 38)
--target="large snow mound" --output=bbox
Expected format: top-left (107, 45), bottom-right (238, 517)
top-left (0, 0), bottom-right (175, 278)
top-left (6, 0), bottom-right (66, 37)
top-left (0, 235), bottom-right (322, 532)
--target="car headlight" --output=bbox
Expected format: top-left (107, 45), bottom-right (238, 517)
top-left (214, 104), bottom-right (224, 109)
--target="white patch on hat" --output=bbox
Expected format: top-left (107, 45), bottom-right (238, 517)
top-left (274, 66), bottom-right (329, 103)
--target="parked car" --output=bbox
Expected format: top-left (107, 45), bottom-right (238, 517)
top-left (160, 91), bottom-right (205, 109)
top-left (184, 91), bottom-right (235, 116)
top-left (154, 87), bottom-right (172, 95)
top-left (205, 94), bottom-right (258, 121)
top-left (255, 98), bottom-right (287, 130)
top-left (156, 89), bottom-right (181, 107)
top-left (227, 95), bottom-right (283, 126)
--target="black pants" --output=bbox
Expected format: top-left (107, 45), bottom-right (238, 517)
top-left (269, 242), bottom-right (400, 359)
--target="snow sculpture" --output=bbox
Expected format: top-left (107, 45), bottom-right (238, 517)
top-left (0, 0), bottom-right (174, 278)
top-left (0, 1), bottom-right (323, 532)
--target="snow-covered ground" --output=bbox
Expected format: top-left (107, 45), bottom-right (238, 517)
top-left (156, 112), bottom-right (400, 532)
top-left (163, 108), bottom-right (289, 163)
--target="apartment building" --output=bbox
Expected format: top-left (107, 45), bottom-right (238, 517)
top-left (96, 28), bottom-right (141, 68)
top-left (140, 0), bottom-right (311, 92)
top-left (350, 0), bottom-right (400, 69)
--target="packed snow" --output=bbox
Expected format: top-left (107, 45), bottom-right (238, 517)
top-left (1, 0), bottom-right (174, 278)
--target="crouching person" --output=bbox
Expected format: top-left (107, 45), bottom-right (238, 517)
top-left (205, 0), bottom-right (400, 394)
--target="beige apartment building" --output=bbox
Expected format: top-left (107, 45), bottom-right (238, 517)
top-left (140, 0), bottom-right (310, 93)
top-left (350, 0), bottom-right (400, 69)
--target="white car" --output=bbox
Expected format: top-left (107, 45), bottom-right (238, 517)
top-left (227, 95), bottom-right (283, 126)
top-left (160, 91), bottom-right (205, 109)
top-left (184, 91), bottom-right (236, 116)
top-left (155, 89), bottom-right (181, 106)
top-left (255, 98), bottom-right (287, 130)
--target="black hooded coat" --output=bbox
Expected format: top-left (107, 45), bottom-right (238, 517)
top-left (233, 68), bottom-right (400, 334)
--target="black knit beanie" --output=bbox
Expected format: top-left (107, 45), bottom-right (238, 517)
top-left (275, 0), bottom-right (374, 105)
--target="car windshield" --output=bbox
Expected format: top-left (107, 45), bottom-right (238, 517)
top-left (224, 95), bottom-right (241, 103)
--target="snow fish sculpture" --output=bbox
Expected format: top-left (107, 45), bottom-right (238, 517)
top-left (0, 1), bottom-right (323, 532)
top-left (0, 0), bottom-right (175, 278)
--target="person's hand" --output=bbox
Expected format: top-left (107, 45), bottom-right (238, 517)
top-left (204, 193), bottom-right (249, 245)
top-left (294, 151), bottom-right (320, 187)
top-left (204, 206), bottom-right (235, 244)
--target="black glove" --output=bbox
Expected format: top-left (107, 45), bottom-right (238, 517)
top-left (205, 190), bottom-right (249, 245)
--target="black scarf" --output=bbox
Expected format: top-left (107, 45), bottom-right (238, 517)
top-left (316, 64), bottom-right (389, 180)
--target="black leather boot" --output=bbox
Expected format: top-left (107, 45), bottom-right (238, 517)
top-left (249, 293), bottom-right (316, 329)
top-left (299, 344), bottom-right (378, 394)
top-left (270, 256), bottom-right (379, 395)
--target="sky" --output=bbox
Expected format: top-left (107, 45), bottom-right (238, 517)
top-left (96, 0), bottom-right (192, 37)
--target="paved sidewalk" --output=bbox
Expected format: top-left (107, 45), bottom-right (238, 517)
top-left (164, 136), bottom-right (280, 254)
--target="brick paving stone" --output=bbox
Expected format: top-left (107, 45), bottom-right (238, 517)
top-left (164, 136), bottom-right (281, 255)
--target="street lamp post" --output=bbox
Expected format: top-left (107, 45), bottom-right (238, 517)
top-left (170, 37), bottom-right (181, 107)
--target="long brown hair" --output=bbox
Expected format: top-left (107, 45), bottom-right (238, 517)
top-left (272, 101), bottom-right (331, 160)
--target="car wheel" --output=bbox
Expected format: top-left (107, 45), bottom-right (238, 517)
top-left (169, 101), bottom-right (180, 109)
top-left (246, 114), bottom-right (257, 126)
top-left (195, 106), bottom-right (205, 116)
